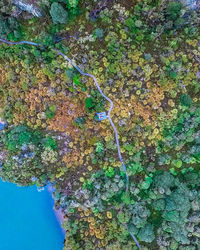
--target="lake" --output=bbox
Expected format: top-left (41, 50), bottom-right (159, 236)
top-left (0, 180), bottom-right (65, 250)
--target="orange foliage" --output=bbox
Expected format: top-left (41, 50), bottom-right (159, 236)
top-left (130, 95), bottom-right (154, 126)
top-left (62, 148), bottom-right (82, 168)
top-left (0, 67), bottom-right (8, 85)
top-left (47, 95), bottom-right (85, 136)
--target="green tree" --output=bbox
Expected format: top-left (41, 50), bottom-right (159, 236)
top-left (50, 2), bottom-right (68, 24)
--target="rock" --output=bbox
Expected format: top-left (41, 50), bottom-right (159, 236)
top-left (196, 71), bottom-right (200, 78)
top-left (12, 0), bottom-right (42, 17)
top-left (185, 222), bottom-right (194, 233)
top-left (178, 0), bottom-right (200, 9)
top-left (191, 200), bottom-right (199, 211)
top-left (188, 212), bottom-right (200, 223)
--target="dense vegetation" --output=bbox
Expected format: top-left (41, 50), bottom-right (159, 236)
top-left (0, 0), bottom-right (200, 249)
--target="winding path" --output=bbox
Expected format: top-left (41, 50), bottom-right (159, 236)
top-left (0, 38), bottom-right (141, 249)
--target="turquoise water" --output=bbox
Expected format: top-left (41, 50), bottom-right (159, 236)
top-left (0, 180), bottom-right (65, 250)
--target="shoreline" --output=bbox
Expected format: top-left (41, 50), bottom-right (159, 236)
top-left (47, 185), bottom-right (66, 236)
top-left (0, 118), bottom-right (66, 237)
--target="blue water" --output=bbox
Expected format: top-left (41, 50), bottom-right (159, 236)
top-left (0, 180), bottom-right (64, 250)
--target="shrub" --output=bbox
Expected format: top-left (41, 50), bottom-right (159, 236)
top-left (50, 2), bottom-right (68, 24)
top-left (84, 97), bottom-right (95, 112)
top-left (41, 147), bottom-right (58, 164)
top-left (2, 125), bottom-right (57, 152)
top-left (45, 105), bottom-right (56, 119)
top-left (95, 142), bottom-right (104, 156)
top-left (45, 109), bottom-right (55, 119)
top-left (3, 125), bottom-right (42, 152)
top-left (153, 199), bottom-right (165, 211)
top-left (138, 223), bottom-right (155, 243)
top-left (104, 166), bottom-right (115, 178)
top-left (93, 28), bottom-right (104, 39)
top-left (0, 15), bottom-right (19, 38)
top-left (66, 0), bottom-right (79, 15)
top-left (74, 116), bottom-right (85, 128)
top-left (117, 211), bottom-right (131, 224)
top-left (166, 2), bottom-right (182, 21)
top-left (66, 0), bottom-right (79, 9)
top-left (72, 74), bottom-right (80, 86)
top-left (43, 136), bottom-right (57, 150)
top-left (180, 94), bottom-right (192, 107)
top-left (172, 159), bottom-right (182, 168)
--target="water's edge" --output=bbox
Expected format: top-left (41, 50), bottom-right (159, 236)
top-left (0, 180), bottom-right (65, 250)
top-left (47, 185), bottom-right (66, 235)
